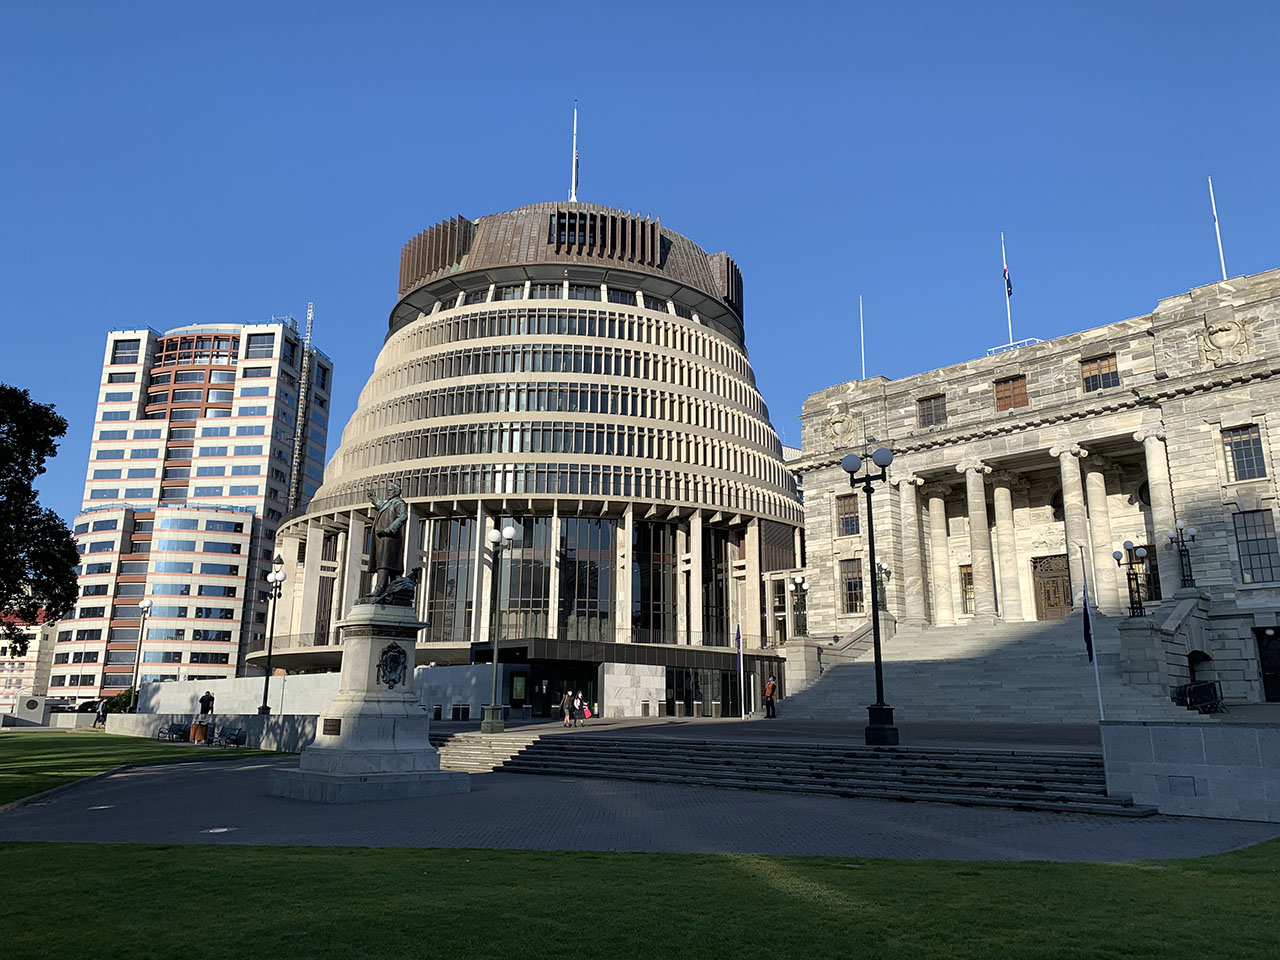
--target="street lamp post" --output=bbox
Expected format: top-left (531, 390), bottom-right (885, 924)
top-left (258, 555), bottom-right (287, 715)
top-left (1167, 520), bottom-right (1198, 588)
top-left (787, 575), bottom-right (809, 637)
top-left (1113, 541), bottom-right (1149, 618)
top-left (130, 598), bottom-right (152, 713)
top-left (842, 448), bottom-right (899, 746)
top-left (875, 561), bottom-right (892, 608)
top-left (481, 523), bottom-right (516, 734)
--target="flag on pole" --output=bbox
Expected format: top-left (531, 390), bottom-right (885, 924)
top-left (1004, 263), bottom-right (1013, 298)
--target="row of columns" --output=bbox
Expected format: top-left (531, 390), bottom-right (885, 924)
top-left (890, 427), bottom-right (1177, 624)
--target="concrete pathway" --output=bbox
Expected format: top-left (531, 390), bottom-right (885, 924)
top-left (2, 755), bottom-right (1276, 861)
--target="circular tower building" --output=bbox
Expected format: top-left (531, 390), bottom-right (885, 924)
top-left (264, 201), bottom-right (802, 717)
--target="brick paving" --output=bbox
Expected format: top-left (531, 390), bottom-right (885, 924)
top-left (2, 755), bottom-right (1276, 861)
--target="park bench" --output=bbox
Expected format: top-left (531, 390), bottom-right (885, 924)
top-left (210, 726), bottom-right (246, 748)
top-left (155, 722), bottom-right (189, 742)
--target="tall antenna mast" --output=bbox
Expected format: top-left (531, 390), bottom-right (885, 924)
top-left (287, 302), bottom-right (315, 512)
top-left (569, 102), bottom-right (579, 202)
top-left (1208, 176), bottom-right (1227, 281)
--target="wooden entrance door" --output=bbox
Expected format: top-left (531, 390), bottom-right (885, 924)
top-left (1032, 555), bottom-right (1072, 620)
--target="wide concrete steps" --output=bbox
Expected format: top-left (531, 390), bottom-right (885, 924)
top-left (497, 735), bottom-right (1155, 817)
top-left (428, 730), bottom-right (541, 772)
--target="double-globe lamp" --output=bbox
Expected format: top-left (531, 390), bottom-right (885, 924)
top-left (258, 554), bottom-right (287, 715)
top-left (482, 524), bottom-right (516, 734)
top-left (841, 447), bottom-right (899, 746)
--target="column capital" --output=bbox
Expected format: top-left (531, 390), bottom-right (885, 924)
top-left (989, 470), bottom-right (1031, 494)
top-left (1049, 441), bottom-right (1088, 460)
top-left (920, 481), bottom-right (955, 498)
top-left (890, 472), bottom-right (924, 488)
top-left (1133, 425), bottom-right (1166, 443)
top-left (1082, 452), bottom-right (1115, 474)
top-left (956, 459), bottom-right (992, 477)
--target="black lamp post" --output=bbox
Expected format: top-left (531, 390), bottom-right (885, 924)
top-left (875, 561), bottom-right (892, 609)
top-left (481, 523), bottom-right (515, 734)
top-left (1113, 541), bottom-right (1149, 618)
top-left (129, 598), bottom-right (152, 713)
top-left (787, 575), bottom-right (808, 637)
top-left (258, 554), bottom-right (286, 715)
top-left (1166, 520), bottom-right (1198, 588)
top-left (842, 449), bottom-right (899, 746)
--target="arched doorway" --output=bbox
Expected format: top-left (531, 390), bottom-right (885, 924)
top-left (1187, 650), bottom-right (1214, 685)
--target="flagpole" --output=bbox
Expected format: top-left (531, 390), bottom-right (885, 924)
top-left (569, 103), bottom-right (578, 202)
top-left (1001, 232), bottom-right (1013, 345)
top-left (1208, 176), bottom-right (1227, 281)
top-left (1079, 545), bottom-right (1106, 722)
top-left (859, 295), bottom-right (866, 380)
top-left (736, 621), bottom-right (746, 718)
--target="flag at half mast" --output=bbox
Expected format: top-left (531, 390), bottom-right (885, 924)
top-left (1004, 262), bottom-right (1013, 298)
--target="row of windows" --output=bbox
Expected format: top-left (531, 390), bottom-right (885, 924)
top-left (146, 389), bottom-right (237, 404)
top-left (410, 306), bottom-right (751, 384)
top-left (322, 461), bottom-right (803, 525)
top-left (376, 343), bottom-right (766, 419)
top-left (914, 355), bottom-right (1124, 428)
top-left (339, 421), bottom-right (794, 494)
top-left (353, 382), bottom-right (779, 454)
top-left (150, 370), bottom-right (237, 386)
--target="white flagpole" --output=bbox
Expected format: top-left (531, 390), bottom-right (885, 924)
top-left (1079, 545), bottom-right (1106, 722)
top-left (1208, 176), bottom-right (1227, 281)
top-left (569, 103), bottom-right (578, 202)
top-left (1001, 232), bottom-right (1013, 345)
top-left (859, 295), bottom-right (866, 380)
top-left (736, 622), bottom-right (746, 718)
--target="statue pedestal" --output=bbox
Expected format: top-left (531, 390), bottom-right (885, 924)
top-left (268, 602), bottom-right (470, 803)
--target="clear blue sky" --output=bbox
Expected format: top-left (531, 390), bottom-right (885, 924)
top-left (3, 1), bottom-right (1277, 523)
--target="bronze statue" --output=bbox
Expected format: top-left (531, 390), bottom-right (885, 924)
top-left (367, 480), bottom-right (408, 598)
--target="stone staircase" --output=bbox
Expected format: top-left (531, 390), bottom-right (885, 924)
top-left (428, 730), bottom-right (542, 772)
top-left (781, 615), bottom-right (1192, 723)
top-left (496, 734), bottom-right (1155, 816)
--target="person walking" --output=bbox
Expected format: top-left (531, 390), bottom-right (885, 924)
top-left (571, 690), bottom-right (583, 727)
top-left (199, 690), bottom-right (215, 715)
top-left (559, 690), bottom-right (573, 728)
top-left (764, 676), bottom-right (778, 719)
top-left (92, 697), bottom-right (108, 729)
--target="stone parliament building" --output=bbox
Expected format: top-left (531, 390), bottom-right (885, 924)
top-left (792, 267), bottom-right (1280, 715)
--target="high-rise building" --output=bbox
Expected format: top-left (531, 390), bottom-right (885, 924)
top-left (266, 202), bottom-right (803, 718)
top-left (55, 320), bottom-right (332, 703)
top-left (0, 613), bottom-right (55, 711)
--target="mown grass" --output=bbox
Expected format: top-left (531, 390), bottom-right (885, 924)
top-left (0, 731), bottom-right (274, 804)
top-left (0, 840), bottom-right (1276, 960)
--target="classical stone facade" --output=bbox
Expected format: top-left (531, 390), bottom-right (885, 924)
top-left (795, 268), bottom-right (1280, 707)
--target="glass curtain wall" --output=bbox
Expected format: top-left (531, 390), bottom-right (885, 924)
top-left (496, 516), bottom-right (551, 638)
top-left (632, 520), bottom-right (679, 644)
top-left (702, 527), bottom-right (732, 646)
top-left (559, 518), bottom-right (615, 642)
top-left (424, 518), bottom-right (476, 642)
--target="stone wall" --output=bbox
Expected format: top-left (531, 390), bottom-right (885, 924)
top-left (108, 712), bottom-right (318, 753)
top-left (601, 662), bottom-right (665, 717)
top-left (1102, 720), bottom-right (1280, 822)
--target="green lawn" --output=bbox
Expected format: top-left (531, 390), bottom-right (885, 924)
top-left (0, 841), bottom-right (1276, 959)
top-left (0, 731), bottom-right (273, 805)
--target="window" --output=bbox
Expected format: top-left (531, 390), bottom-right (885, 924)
top-left (463, 288), bottom-right (489, 305)
top-left (198, 585), bottom-right (236, 597)
top-left (495, 284), bottom-right (524, 301)
top-left (78, 606), bottom-right (105, 618)
top-left (959, 565), bottom-right (975, 614)
top-left (148, 606), bottom-right (188, 618)
top-left (152, 560), bottom-right (193, 574)
top-left (228, 484), bottom-right (259, 496)
top-left (100, 410), bottom-right (129, 421)
top-left (237, 405), bottom-right (267, 416)
top-left (994, 375), bottom-right (1028, 410)
top-left (235, 425), bottom-right (265, 436)
top-left (85, 562), bottom-right (112, 574)
top-left (150, 373), bottom-right (172, 386)
top-left (98, 430), bottom-right (128, 440)
top-left (147, 392), bottom-right (168, 404)
top-left (89, 489), bottom-right (119, 500)
top-left (106, 650), bottom-right (136, 664)
top-left (114, 583), bottom-right (145, 597)
top-left (200, 563), bottom-right (239, 576)
top-left (159, 517), bottom-right (199, 529)
top-left (204, 541), bottom-right (241, 554)
top-left (71, 651), bottom-right (99, 664)
top-left (123, 487), bottom-right (153, 499)
top-left (201, 426), bottom-right (231, 437)
top-left (242, 367), bottom-right (272, 379)
top-left (130, 448), bottom-right (159, 459)
top-left (154, 539), bottom-right (197, 551)
top-left (608, 288), bottom-right (637, 305)
top-left (95, 449), bottom-right (124, 460)
top-left (529, 282), bottom-right (560, 299)
top-left (87, 540), bottom-right (114, 553)
top-left (836, 495), bottom-right (860, 537)
top-left (1081, 354), bottom-right (1120, 392)
top-left (190, 652), bottom-right (230, 665)
top-left (170, 409), bottom-right (201, 421)
top-left (107, 372), bottom-right (136, 383)
top-left (239, 386), bottom-right (269, 398)
top-left (195, 607), bottom-right (235, 620)
top-left (193, 486), bottom-right (224, 497)
top-left (126, 467), bottom-right (156, 478)
top-left (315, 365), bottom-right (329, 391)
top-left (92, 519), bottom-right (118, 531)
top-left (196, 466), bottom-right (226, 477)
top-left (206, 520), bottom-right (243, 533)
top-left (233, 444), bottom-right (263, 456)
top-left (75, 629), bottom-right (101, 642)
top-left (111, 339), bottom-right (141, 364)
top-left (568, 284), bottom-right (601, 301)
top-left (210, 370), bottom-right (236, 383)
top-left (172, 389), bottom-right (203, 402)
top-left (153, 583), bottom-right (191, 596)
top-left (245, 333), bottom-right (275, 359)
top-left (91, 469), bottom-right (121, 480)
top-left (175, 371), bottom-right (206, 383)
top-left (146, 628), bottom-right (185, 642)
top-left (82, 584), bottom-right (108, 596)
top-left (1234, 510), bottom-right (1280, 584)
top-left (143, 651), bottom-right (184, 663)
top-left (132, 429), bottom-right (162, 439)
top-left (840, 559), bottom-right (864, 614)
top-left (193, 630), bottom-right (232, 643)
top-left (199, 446), bottom-right (228, 457)
top-left (1223, 425), bottom-right (1267, 482)
top-left (282, 339), bottom-right (298, 367)
top-left (917, 394), bottom-right (947, 427)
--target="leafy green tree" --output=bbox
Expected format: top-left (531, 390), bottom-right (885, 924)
top-left (0, 384), bottom-right (79, 656)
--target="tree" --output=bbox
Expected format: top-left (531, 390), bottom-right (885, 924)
top-left (0, 384), bottom-right (79, 656)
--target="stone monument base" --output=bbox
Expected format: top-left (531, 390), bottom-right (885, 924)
top-left (267, 601), bottom-right (470, 803)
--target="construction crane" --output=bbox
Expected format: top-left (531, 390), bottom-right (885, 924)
top-left (286, 302), bottom-right (315, 512)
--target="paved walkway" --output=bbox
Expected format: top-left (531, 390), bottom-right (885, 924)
top-left (2, 756), bottom-right (1276, 861)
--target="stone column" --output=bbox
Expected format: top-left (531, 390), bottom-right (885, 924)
top-left (1135, 426), bottom-right (1179, 601)
top-left (299, 521), bottom-right (325, 640)
top-left (687, 512), bottom-right (704, 644)
top-left (891, 473), bottom-right (927, 625)
top-left (614, 505), bottom-right (634, 644)
top-left (989, 472), bottom-right (1025, 621)
top-left (1083, 457), bottom-right (1122, 614)
top-left (1050, 442), bottom-right (1090, 606)
top-left (957, 460), bottom-right (998, 621)
top-left (741, 518), bottom-right (762, 641)
top-left (340, 510), bottom-right (367, 624)
top-left (921, 482), bottom-right (955, 625)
